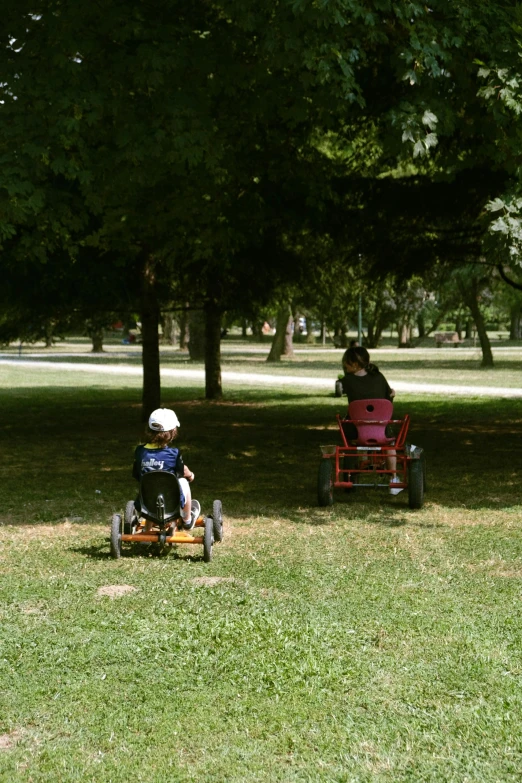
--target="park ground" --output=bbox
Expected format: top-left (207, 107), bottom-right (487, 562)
top-left (0, 340), bottom-right (521, 782)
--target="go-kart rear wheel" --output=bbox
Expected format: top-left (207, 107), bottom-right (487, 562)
top-left (421, 452), bottom-right (427, 491)
top-left (318, 459), bottom-right (334, 506)
top-left (334, 380), bottom-right (343, 398)
top-left (203, 516), bottom-right (213, 562)
top-left (110, 514), bottom-right (122, 559)
top-left (124, 500), bottom-right (137, 534)
top-left (212, 499), bottom-right (223, 542)
top-left (408, 460), bottom-right (424, 510)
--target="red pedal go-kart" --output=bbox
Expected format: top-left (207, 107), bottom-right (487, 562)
top-left (110, 471), bottom-right (223, 561)
top-left (318, 399), bottom-right (426, 508)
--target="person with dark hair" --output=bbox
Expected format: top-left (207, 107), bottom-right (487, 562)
top-left (340, 347), bottom-right (402, 494)
top-left (341, 346), bottom-right (395, 402)
top-left (133, 408), bottom-right (200, 529)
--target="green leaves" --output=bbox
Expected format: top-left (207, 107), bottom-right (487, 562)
top-left (485, 197), bottom-right (522, 267)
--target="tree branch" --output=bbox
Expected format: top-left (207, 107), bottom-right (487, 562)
top-left (498, 264), bottom-right (522, 291)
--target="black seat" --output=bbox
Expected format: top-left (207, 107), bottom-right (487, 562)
top-left (139, 471), bottom-right (182, 524)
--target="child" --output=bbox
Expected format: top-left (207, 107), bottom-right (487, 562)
top-left (341, 346), bottom-right (395, 402)
top-left (133, 407), bottom-right (200, 529)
top-left (340, 346), bottom-right (402, 495)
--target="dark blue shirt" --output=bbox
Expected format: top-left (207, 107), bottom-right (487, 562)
top-left (133, 444), bottom-right (185, 480)
top-left (133, 444), bottom-right (186, 507)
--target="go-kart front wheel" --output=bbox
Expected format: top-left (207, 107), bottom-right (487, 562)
top-left (318, 459), bottom-right (334, 506)
top-left (408, 460), bottom-right (424, 509)
top-left (203, 516), bottom-right (213, 562)
top-left (124, 500), bottom-right (137, 534)
top-left (212, 499), bottom-right (223, 543)
top-left (110, 514), bottom-right (122, 559)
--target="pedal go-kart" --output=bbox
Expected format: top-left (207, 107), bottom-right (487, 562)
top-left (110, 471), bottom-right (223, 561)
top-left (318, 399), bottom-right (426, 508)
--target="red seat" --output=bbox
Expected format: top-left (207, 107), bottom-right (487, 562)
top-left (347, 399), bottom-right (395, 446)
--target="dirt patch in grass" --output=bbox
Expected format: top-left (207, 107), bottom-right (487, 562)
top-left (0, 731), bottom-right (20, 750)
top-left (97, 584), bottom-right (137, 598)
top-left (466, 559), bottom-right (522, 578)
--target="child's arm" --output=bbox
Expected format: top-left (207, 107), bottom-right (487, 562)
top-left (183, 465), bottom-right (195, 482)
top-left (175, 450), bottom-right (194, 482)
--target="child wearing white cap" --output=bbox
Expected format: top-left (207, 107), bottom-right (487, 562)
top-left (133, 408), bottom-right (200, 530)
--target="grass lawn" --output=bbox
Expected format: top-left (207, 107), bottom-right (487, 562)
top-left (3, 336), bottom-right (522, 389)
top-left (1, 359), bottom-right (521, 782)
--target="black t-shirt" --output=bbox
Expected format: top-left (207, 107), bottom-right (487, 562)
top-left (341, 371), bottom-right (393, 403)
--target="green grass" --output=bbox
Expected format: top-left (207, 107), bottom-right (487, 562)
top-left (1, 361), bottom-right (522, 781)
top-left (3, 337), bottom-right (522, 388)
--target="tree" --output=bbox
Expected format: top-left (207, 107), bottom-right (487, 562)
top-left (266, 303), bottom-right (295, 362)
top-left (2, 0), bottom-right (521, 412)
top-left (454, 265), bottom-right (495, 367)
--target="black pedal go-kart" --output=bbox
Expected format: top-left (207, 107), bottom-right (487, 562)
top-left (110, 471), bottom-right (223, 561)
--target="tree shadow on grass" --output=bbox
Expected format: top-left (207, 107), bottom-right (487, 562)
top-left (2, 390), bottom-right (521, 528)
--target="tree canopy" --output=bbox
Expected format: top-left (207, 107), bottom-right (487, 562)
top-left (2, 1), bottom-right (522, 406)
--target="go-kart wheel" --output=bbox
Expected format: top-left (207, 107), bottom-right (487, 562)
top-left (420, 452), bottom-right (427, 491)
top-left (334, 380), bottom-right (343, 398)
top-left (203, 516), bottom-right (213, 562)
top-left (124, 500), bottom-right (137, 534)
top-left (110, 514), bottom-right (122, 559)
top-left (408, 460), bottom-right (424, 510)
top-left (212, 499), bottom-right (223, 542)
top-left (318, 459), bottom-right (334, 506)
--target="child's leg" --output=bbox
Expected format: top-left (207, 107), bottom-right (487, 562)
top-left (178, 478), bottom-right (192, 523)
top-left (386, 449), bottom-right (397, 475)
top-left (387, 448), bottom-right (404, 494)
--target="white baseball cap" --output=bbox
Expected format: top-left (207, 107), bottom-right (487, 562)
top-left (148, 408), bottom-right (181, 432)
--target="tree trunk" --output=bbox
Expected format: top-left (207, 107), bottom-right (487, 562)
top-left (178, 305), bottom-right (190, 351)
top-left (304, 316), bottom-right (315, 344)
top-left (188, 310), bottom-right (206, 360)
top-left (366, 308), bottom-right (389, 349)
top-left (44, 319), bottom-right (54, 348)
top-left (91, 327), bottom-right (104, 353)
top-left (251, 321), bottom-right (263, 341)
top-left (465, 320), bottom-right (473, 339)
top-left (141, 254), bottom-right (161, 420)
top-left (509, 304), bottom-right (522, 340)
top-left (397, 321), bottom-right (411, 347)
top-left (459, 279), bottom-right (494, 367)
top-left (473, 306), bottom-right (494, 367)
top-left (241, 318), bottom-right (248, 338)
top-left (162, 312), bottom-right (176, 345)
top-left (205, 301), bottom-right (222, 400)
top-left (333, 326), bottom-right (348, 348)
top-left (267, 305), bottom-right (294, 362)
top-left (293, 314), bottom-right (301, 342)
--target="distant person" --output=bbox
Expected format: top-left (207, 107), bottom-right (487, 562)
top-left (341, 346), bottom-right (401, 494)
top-left (132, 408), bottom-right (200, 529)
top-left (349, 338), bottom-right (359, 348)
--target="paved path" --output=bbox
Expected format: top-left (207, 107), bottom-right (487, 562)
top-left (2, 357), bottom-right (521, 398)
